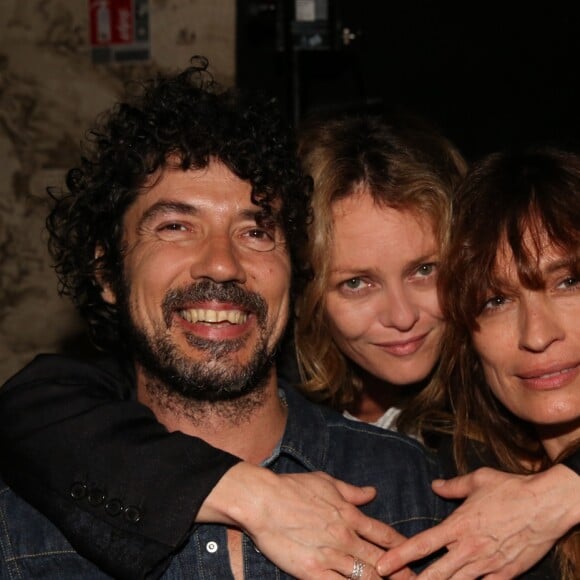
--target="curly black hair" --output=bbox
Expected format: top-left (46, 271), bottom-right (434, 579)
top-left (47, 56), bottom-right (311, 352)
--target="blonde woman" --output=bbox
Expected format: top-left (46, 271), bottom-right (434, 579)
top-left (295, 115), bottom-right (464, 433)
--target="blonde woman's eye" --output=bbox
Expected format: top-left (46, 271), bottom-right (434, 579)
top-left (417, 263), bottom-right (436, 276)
top-left (344, 278), bottom-right (363, 290)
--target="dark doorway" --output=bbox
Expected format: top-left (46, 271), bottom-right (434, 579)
top-left (237, 1), bottom-right (580, 160)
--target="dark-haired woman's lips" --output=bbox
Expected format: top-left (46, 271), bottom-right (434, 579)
top-left (516, 361), bottom-right (580, 390)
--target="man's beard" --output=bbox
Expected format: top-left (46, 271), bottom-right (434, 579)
top-left (118, 279), bottom-right (281, 403)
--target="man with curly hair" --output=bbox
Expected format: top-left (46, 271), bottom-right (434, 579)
top-left (0, 59), bottom-right (453, 579)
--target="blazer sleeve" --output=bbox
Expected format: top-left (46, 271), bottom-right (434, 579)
top-left (0, 354), bottom-right (240, 579)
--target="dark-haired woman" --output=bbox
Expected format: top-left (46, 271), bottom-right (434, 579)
top-left (379, 145), bottom-right (580, 578)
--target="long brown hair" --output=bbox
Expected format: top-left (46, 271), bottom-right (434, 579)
top-left (295, 114), bottom-right (466, 416)
top-left (438, 146), bottom-right (580, 577)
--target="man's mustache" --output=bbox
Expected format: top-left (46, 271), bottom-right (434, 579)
top-left (162, 280), bottom-right (268, 327)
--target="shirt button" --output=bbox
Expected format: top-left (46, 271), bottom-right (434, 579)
top-left (70, 482), bottom-right (87, 500)
top-left (105, 499), bottom-right (124, 517)
top-left (124, 505), bottom-right (142, 524)
top-left (88, 489), bottom-right (106, 506)
top-left (206, 541), bottom-right (218, 553)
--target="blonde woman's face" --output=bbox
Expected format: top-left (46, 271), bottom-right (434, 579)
top-left (324, 190), bottom-right (445, 386)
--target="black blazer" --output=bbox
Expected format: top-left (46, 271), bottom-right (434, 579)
top-left (0, 354), bottom-right (239, 579)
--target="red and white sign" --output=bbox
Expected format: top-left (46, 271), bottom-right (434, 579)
top-left (90, 0), bottom-right (134, 46)
top-left (89, 0), bottom-right (149, 63)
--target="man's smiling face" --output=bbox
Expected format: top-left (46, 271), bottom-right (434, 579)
top-left (101, 159), bottom-right (291, 400)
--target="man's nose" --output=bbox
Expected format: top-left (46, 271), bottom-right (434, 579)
top-left (190, 234), bottom-right (247, 284)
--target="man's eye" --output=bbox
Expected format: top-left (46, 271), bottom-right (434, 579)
top-left (159, 223), bottom-right (187, 232)
top-left (248, 228), bottom-right (272, 239)
top-left (155, 222), bottom-right (199, 242)
top-left (240, 228), bottom-right (276, 251)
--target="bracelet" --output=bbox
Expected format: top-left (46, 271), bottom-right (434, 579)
top-left (561, 452), bottom-right (580, 475)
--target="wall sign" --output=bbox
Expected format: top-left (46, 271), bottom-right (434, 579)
top-left (89, 0), bottom-right (150, 63)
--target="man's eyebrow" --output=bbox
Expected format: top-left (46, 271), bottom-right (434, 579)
top-left (137, 201), bottom-right (265, 229)
top-left (239, 207), bottom-right (263, 222)
top-left (138, 201), bottom-right (198, 229)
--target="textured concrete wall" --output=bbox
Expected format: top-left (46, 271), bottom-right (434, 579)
top-left (0, 0), bottom-right (235, 382)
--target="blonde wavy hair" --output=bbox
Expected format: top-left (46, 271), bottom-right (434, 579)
top-left (294, 115), bottom-right (467, 418)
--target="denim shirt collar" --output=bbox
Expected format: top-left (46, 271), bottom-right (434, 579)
top-left (125, 368), bottom-right (330, 472)
top-left (261, 381), bottom-right (331, 472)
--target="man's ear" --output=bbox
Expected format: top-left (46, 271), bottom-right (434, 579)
top-left (95, 245), bottom-right (117, 305)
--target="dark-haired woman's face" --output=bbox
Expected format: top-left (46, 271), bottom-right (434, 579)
top-left (472, 232), bottom-right (580, 459)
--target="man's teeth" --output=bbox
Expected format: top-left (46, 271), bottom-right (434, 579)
top-left (179, 309), bottom-right (248, 324)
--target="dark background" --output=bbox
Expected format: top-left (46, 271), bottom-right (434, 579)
top-left (236, 1), bottom-right (580, 161)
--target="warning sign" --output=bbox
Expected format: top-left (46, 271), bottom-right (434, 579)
top-left (89, 0), bottom-right (150, 63)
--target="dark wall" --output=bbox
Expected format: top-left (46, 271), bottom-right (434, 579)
top-left (237, 1), bottom-right (580, 160)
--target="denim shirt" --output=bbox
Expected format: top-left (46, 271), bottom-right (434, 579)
top-left (0, 383), bottom-right (453, 579)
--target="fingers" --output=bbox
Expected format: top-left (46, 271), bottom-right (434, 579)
top-left (359, 559), bottom-right (382, 580)
top-left (413, 545), bottom-right (545, 580)
top-left (355, 511), bottom-right (408, 550)
top-left (377, 510), bottom-right (544, 579)
top-left (301, 553), bottom-right (379, 580)
top-left (233, 470), bottom-right (416, 578)
top-left (483, 569), bottom-right (523, 580)
top-left (379, 467), bottom-right (567, 579)
top-left (376, 526), bottom-right (449, 576)
top-left (344, 557), bottom-right (381, 580)
top-left (347, 557), bottom-right (412, 580)
top-left (327, 552), bottom-right (367, 579)
top-left (388, 568), bottom-right (417, 580)
top-left (350, 514), bottom-right (415, 579)
top-left (431, 473), bottom-right (478, 500)
top-left (315, 516), bottom-right (385, 566)
top-left (315, 471), bottom-right (378, 505)
top-left (413, 552), bottom-right (477, 579)
top-left (431, 467), bottom-right (497, 500)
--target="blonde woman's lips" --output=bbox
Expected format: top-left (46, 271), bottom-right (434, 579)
top-left (375, 332), bottom-right (429, 357)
